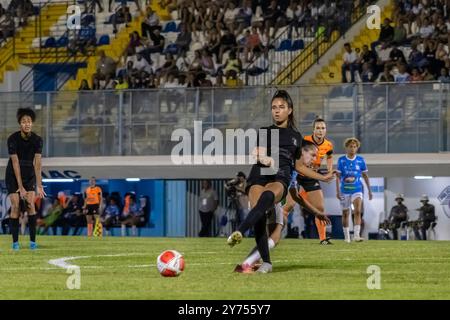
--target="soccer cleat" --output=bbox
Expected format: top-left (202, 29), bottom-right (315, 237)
top-left (252, 261), bottom-right (263, 271)
top-left (320, 238), bottom-right (333, 245)
top-left (256, 262), bottom-right (273, 273)
top-left (354, 236), bottom-right (364, 242)
top-left (227, 231), bottom-right (243, 247)
top-left (344, 238), bottom-right (351, 243)
top-left (12, 242), bottom-right (20, 251)
top-left (30, 241), bottom-right (38, 250)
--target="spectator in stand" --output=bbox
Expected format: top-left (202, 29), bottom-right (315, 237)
top-left (218, 27), bottom-right (237, 63)
top-left (175, 23), bottom-right (192, 54)
top-left (0, 12), bottom-right (15, 43)
top-left (134, 52), bottom-right (153, 75)
top-left (111, 4), bottom-right (132, 33)
top-left (139, 28), bottom-right (165, 65)
top-left (85, 0), bottom-right (104, 13)
top-left (109, 0), bottom-right (141, 13)
top-left (92, 50), bottom-right (117, 89)
top-left (392, 18), bottom-right (408, 45)
top-left (246, 51), bottom-right (269, 76)
top-left (176, 50), bottom-right (192, 74)
top-left (342, 42), bottom-right (358, 83)
top-left (410, 67), bottom-right (424, 82)
top-left (408, 41), bottom-right (427, 69)
top-left (156, 52), bottom-right (177, 78)
top-left (394, 63), bottom-right (410, 83)
top-left (223, 50), bottom-right (242, 77)
top-left (114, 75), bottom-right (129, 90)
top-left (264, 0), bottom-right (286, 39)
top-left (200, 49), bottom-right (215, 75)
top-left (205, 3), bottom-right (225, 31)
top-left (205, 28), bottom-right (221, 62)
top-left (376, 65), bottom-right (394, 83)
top-left (243, 26), bottom-right (263, 63)
top-left (127, 31), bottom-right (144, 55)
top-left (421, 66), bottom-right (435, 81)
top-left (389, 45), bottom-right (407, 65)
top-left (371, 18), bottom-right (394, 51)
top-left (235, 0), bottom-right (253, 35)
top-left (438, 67), bottom-right (450, 82)
top-left (101, 198), bottom-right (121, 236)
top-left (357, 44), bottom-right (377, 73)
top-left (224, 1), bottom-right (240, 31)
top-left (141, 7), bottom-right (161, 38)
top-left (419, 17), bottom-right (435, 39)
top-left (360, 62), bottom-right (375, 82)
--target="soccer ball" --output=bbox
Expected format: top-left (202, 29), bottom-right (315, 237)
top-left (157, 250), bottom-right (185, 277)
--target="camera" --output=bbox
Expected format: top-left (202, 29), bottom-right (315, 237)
top-left (225, 171), bottom-right (246, 199)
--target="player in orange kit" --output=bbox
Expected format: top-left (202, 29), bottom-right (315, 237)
top-left (282, 118), bottom-right (334, 244)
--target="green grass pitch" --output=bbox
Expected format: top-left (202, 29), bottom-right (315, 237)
top-left (0, 235), bottom-right (450, 299)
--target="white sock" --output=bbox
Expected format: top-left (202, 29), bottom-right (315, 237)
top-left (354, 225), bottom-right (361, 238)
top-left (242, 238), bottom-right (275, 266)
top-left (343, 227), bottom-right (350, 241)
top-left (121, 225), bottom-right (126, 237)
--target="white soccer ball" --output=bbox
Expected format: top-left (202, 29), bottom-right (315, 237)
top-left (156, 250), bottom-right (185, 277)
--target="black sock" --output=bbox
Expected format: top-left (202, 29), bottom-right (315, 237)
top-left (238, 190), bottom-right (275, 234)
top-left (10, 218), bottom-right (19, 243)
top-left (29, 215), bottom-right (37, 242)
top-left (254, 214), bottom-right (271, 264)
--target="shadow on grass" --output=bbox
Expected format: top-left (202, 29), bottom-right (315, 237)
top-left (272, 264), bottom-right (327, 273)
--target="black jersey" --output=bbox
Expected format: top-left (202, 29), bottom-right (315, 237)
top-left (256, 125), bottom-right (302, 169)
top-left (6, 131), bottom-right (43, 177)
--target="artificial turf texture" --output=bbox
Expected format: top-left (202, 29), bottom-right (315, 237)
top-left (0, 235), bottom-right (449, 299)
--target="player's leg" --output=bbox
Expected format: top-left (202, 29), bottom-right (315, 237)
top-left (352, 195), bottom-right (363, 241)
top-left (25, 191), bottom-right (38, 249)
top-left (282, 192), bottom-right (296, 217)
top-left (340, 195), bottom-right (351, 242)
top-left (9, 193), bottom-right (21, 250)
top-left (86, 209), bottom-right (94, 236)
top-left (253, 211), bottom-right (272, 273)
top-left (227, 185), bottom-right (264, 246)
top-left (307, 189), bottom-right (329, 244)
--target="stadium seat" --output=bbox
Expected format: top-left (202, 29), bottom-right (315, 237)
top-left (44, 37), bottom-right (56, 48)
top-left (56, 36), bottom-right (69, 48)
top-left (276, 39), bottom-right (292, 52)
top-left (97, 35), bottom-right (110, 46)
top-left (164, 43), bottom-right (179, 55)
top-left (290, 39), bottom-right (304, 51)
top-left (163, 21), bottom-right (177, 33)
top-left (304, 112), bottom-right (317, 121)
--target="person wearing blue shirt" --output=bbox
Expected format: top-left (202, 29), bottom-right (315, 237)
top-left (336, 138), bottom-right (372, 243)
top-left (101, 198), bottom-right (120, 235)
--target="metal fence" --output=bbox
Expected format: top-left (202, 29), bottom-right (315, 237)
top-left (0, 82), bottom-right (449, 158)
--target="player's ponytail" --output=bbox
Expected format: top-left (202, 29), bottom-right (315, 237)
top-left (271, 90), bottom-right (298, 131)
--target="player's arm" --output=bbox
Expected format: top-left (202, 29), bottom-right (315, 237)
top-left (295, 159), bottom-right (334, 182)
top-left (326, 154), bottom-right (333, 173)
top-left (335, 171), bottom-right (341, 200)
top-left (289, 188), bottom-right (330, 224)
top-left (362, 171), bottom-right (373, 200)
top-left (252, 146), bottom-right (274, 167)
top-left (34, 154), bottom-right (46, 198)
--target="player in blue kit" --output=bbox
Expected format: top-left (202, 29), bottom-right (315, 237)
top-left (335, 138), bottom-right (372, 243)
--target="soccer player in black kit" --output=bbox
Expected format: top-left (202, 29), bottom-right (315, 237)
top-left (227, 90), bottom-right (334, 273)
top-left (5, 108), bottom-right (46, 251)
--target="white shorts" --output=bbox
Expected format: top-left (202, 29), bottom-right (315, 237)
top-left (339, 192), bottom-right (363, 210)
top-left (267, 203), bottom-right (284, 226)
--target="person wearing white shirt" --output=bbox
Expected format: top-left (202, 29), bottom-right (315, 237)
top-left (342, 43), bottom-right (358, 83)
top-left (419, 18), bottom-right (435, 38)
top-left (134, 53), bottom-right (153, 75)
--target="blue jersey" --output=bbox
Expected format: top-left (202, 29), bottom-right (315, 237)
top-left (337, 155), bottom-right (368, 194)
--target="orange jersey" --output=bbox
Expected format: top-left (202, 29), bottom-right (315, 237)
top-left (303, 135), bottom-right (333, 169)
top-left (85, 186), bottom-right (102, 205)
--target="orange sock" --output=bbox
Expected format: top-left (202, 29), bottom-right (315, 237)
top-left (87, 223), bottom-right (93, 237)
top-left (315, 217), bottom-right (327, 241)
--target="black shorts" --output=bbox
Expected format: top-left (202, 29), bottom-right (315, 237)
top-left (298, 176), bottom-right (322, 192)
top-left (5, 169), bottom-right (36, 195)
top-left (86, 204), bottom-right (100, 215)
top-left (245, 165), bottom-right (291, 199)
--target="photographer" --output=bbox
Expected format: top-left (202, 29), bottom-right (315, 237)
top-left (225, 172), bottom-right (249, 231)
top-left (388, 194), bottom-right (408, 240)
top-left (198, 180), bottom-right (218, 237)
